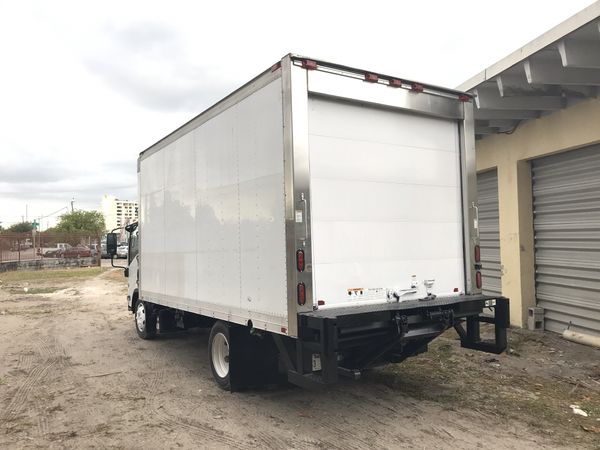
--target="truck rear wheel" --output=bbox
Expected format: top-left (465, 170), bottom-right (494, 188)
top-left (135, 301), bottom-right (157, 340)
top-left (208, 321), bottom-right (230, 390)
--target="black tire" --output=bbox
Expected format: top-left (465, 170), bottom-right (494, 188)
top-left (135, 300), bottom-right (157, 340)
top-left (208, 321), bottom-right (231, 390)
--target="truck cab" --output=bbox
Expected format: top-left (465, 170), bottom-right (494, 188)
top-left (126, 224), bottom-right (139, 311)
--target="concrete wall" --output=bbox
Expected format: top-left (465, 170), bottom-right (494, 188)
top-left (0, 257), bottom-right (100, 273)
top-left (476, 97), bottom-right (600, 327)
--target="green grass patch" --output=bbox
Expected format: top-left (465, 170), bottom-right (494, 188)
top-left (0, 267), bottom-right (103, 283)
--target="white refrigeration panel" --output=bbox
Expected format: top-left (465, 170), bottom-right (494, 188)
top-left (308, 97), bottom-right (465, 307)
top-left (139, 78), bottom-right (288, 332)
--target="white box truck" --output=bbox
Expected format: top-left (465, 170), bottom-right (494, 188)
top-left (110, 55), bottom-right (509, 390)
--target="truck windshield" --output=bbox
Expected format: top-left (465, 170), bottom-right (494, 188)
top-left (129, 229), bottom-right (139, 263)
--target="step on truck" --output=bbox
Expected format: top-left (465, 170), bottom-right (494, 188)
top-left (108, 54), bottom-right (509, 391)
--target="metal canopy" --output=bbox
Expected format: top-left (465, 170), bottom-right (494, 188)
top-left (458, 2), bottom-right (600, 139)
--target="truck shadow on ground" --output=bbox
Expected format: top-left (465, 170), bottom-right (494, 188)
top-left (139, 324), bottom-right (600, 450)
top-left (139, 327), bottom-right (474, 449)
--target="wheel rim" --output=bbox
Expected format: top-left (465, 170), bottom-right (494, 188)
top-left (136, 303), bottom-right (146, 332)
top-left (212, 332), bottom-right (229, 378)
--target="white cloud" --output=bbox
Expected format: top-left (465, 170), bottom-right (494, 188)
top-left (0, 0), bottom-right (595, 228)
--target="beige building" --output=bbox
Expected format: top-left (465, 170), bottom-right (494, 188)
top-left (101, 195), bottom-right (138, 231)
top-left (458, 2), bottom-right (600, 337)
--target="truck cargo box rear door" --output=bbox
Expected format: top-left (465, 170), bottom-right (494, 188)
top-left (308, 97), bottom-right (465, 307)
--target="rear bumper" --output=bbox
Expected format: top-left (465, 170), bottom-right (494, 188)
top-left (284, 294), bottom-right (509, 388)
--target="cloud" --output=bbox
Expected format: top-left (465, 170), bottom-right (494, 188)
top-left (0, 148), bottom-right (78, 183)
top-left (0, 165), bottom-right (73, 184)
top-left (0, 155), bottom-right (137, 215)
top-left (82, 22), bottom-right (233, 112)
top-left (0, 147), bottom-right (134, 187)
top-left (1, 0), bottom-right (594, 228)
top-left (0, 177), bottom-right (136, 201)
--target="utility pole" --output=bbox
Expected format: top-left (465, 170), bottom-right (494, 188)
top-left (31, 218), bottom-right (39, 256)
top-left (25, 204), bottom-right (28, 222)
top-left (71, 197), bottom-right (75, 212)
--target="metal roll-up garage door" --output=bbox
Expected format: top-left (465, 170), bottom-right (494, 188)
top-left (532, 145), bottom-right (600, 336)
top-left (477, 169), bottom-right (502, 296)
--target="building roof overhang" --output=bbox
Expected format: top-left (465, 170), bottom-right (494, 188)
top-left (458, 2), bottom-right (600, 139)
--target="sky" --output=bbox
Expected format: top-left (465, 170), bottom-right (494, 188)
top-left (0, 0), bottom-right (596, 229)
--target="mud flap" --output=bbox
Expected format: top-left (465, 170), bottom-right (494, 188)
top-left (228, 326), bottom-right (283, 392)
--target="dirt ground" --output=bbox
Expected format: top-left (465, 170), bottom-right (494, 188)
top-left (0, 268), bottom-right (599, 449)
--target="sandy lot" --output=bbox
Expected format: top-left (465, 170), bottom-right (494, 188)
top-left (0, 268), bottom-right (599, 449)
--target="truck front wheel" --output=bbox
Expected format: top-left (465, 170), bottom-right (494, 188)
top-left (135, 301), bottom-right (157, 340)
top-left (208, 321), bottom-right (231, 390)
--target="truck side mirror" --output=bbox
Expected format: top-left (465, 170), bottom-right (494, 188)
top-left (106, 233), bottom-right (118, 256)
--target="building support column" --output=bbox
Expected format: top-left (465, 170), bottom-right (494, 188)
top-left (496, 159), bottom-right (536, 327)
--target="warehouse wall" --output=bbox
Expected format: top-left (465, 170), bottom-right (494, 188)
top-left (475, 97), bottom-right (600, 327)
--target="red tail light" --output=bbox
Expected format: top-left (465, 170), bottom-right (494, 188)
top-left (302, 59), bottom-right (317, 70)
top-left (411, 83), bottom-right (424, 93)
top-left (389, 78), bottom-right (403, 87)
top-left (453, 287), bottom-right (459, 292)
top-left (364, 72), bottom-right (378, 83)
top-left (458, 94), bottom-right (471, 102)
top-left (317, 300), bottom-right (325, 306)
top-left (296, 249), bottom-right (305, 272)
top-left (474, 245), bottom-right (481, 263)
top-left (475, 271), bottom-right (482, 289)
top-left (297, 282), bottom-right (306, 306)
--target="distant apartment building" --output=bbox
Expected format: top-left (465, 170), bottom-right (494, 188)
top-left (101, 195), bottom-right (138, 231)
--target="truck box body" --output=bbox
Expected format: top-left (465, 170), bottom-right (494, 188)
top-left (131, 56), bottom-right (508, 390)
top-left (137, 55), bottom-right (480, 339)
top-left (139, 75), bottom-right (289, 334)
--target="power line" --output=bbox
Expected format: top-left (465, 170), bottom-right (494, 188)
top-left (40, 206), bottom-right (68, 220)
top-left (2, 206), bottom-right (68, 222)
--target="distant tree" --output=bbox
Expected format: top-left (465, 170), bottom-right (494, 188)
top-left (8, 222), bottom-right (33, 233)
top-left (54, 210), bottom-right (105, 235)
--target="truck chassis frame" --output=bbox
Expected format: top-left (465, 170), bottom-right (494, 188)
top-left (273, 295), bottom-right (509, 389)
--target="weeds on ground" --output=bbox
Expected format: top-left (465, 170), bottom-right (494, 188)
top-left (0, 267), bottom-right (103, 284)
top-left (367, 334), bottom-right (600, 448)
